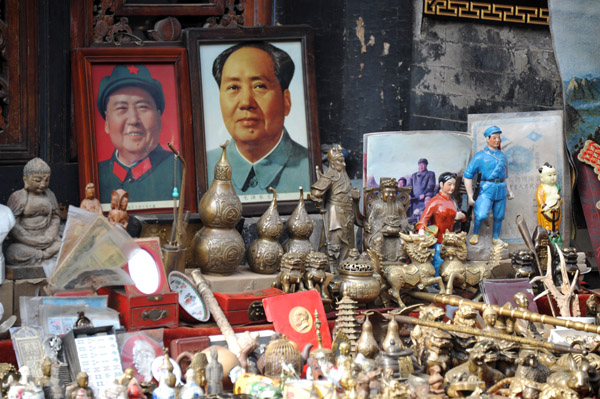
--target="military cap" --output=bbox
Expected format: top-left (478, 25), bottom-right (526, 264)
top-left (418, 158), bottom-right (428, 165)
top-left (484, 125), bottom-right (502, 137)
top-left (97, 64), bottom-right (165, 119)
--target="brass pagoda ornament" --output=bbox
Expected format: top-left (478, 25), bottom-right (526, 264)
top-left (191, 141), bottom-right (244, 275)
top-left (247, 187), bottom-right (284, 274)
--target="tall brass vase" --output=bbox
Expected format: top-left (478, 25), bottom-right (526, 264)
top-left (247, 188), bottom-right (284, 274)
top-left (282, 187), bottom-right (314, 260)
top-left (191, 142), bottom-right (244, 275)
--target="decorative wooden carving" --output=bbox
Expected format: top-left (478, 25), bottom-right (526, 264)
top-left (93, 0), bottom-right (135, 44)
top-left (0, 0), bottom-right (39, 163)
top-left (204, 0), bottom-right (245, 28)
top-left (115, 0), bottom-right (225, 16)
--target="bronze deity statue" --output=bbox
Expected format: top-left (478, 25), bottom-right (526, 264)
top-left (6, 158), bottom-right (61, 268)
top-left (309, 145), bottom-right (363, 272)
top-left (191, 142), bottom-right (244, 275)
top-left (246, 187), bottom-right (284, 274)
top-left (364, 177), bottom-right (410, 263)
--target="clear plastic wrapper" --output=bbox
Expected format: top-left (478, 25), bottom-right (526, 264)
top-left (38, 304), bottom-right (120, 336)
top-left (20, 295), bottom-right (109, 327)
top-left (49, 214), bottom-right (138, 290)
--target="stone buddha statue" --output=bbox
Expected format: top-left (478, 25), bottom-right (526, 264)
top-left (6, 158), bottom-right (61, 267)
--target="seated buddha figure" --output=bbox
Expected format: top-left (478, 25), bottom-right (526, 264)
top-left (6, 158), bottom-right (61, 266)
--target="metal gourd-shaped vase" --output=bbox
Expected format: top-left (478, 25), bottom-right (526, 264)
top-left (282, 187), bottom-right (314, 260)
top-left (247, 187), bottom-right (284, 274)
top-left (191, 141), bottom-right (244, 275)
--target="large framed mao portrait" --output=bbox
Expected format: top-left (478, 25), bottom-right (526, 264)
top-left (72, 47), bottom-right (196, 213)
top-left (185, 25), bottom-right (321, 215)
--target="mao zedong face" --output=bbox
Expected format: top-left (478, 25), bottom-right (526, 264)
top-left (219, 47), bottom-right (291, 160)
top-left (104, 86), bottom-right (162, 165)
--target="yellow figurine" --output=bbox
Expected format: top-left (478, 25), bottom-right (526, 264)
top-left (536, 163), bottom-right (562, 245)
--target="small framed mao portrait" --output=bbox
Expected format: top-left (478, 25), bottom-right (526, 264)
top-left (72, 47), bottom-right (196, 213)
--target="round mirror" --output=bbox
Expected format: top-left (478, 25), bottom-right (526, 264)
top-left (128, 248), bottom-right (160, 294)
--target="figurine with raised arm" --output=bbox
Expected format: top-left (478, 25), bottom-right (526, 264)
top-left (464, 126), bottom-right (514, 248)
top-left (364, 177), bottom-right (410, 263)
top-left (80, 183), bottom-right (103, 215)
top-left (536, 162), bottom-right (562, 245)
top-left (416, 172), bottom-right (466, 274)
top-left (6, 158), bottom-right (61, 267)
top-left (309, 145), bottom-right (363, 271)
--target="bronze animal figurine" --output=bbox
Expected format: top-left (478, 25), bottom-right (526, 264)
top-left (369, 232), bottom-right (445, 308)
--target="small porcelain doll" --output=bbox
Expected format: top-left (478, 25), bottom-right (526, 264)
top-left (536, 162), bottom-right (562, 245)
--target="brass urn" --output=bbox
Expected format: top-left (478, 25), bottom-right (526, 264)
top-left (191, 142), bottom-right (244, 275)
top-left (282, 187), bottom-right (314, 260)
top-left (247, 188), bottom-right (284, 274)
top-left (328, 250), bottom-right (381, 303)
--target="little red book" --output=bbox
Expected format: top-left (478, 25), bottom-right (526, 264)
top-left (262, 290), bottom-right (332, 352)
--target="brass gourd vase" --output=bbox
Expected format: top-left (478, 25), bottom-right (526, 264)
top-left (282, 187), bottom-right (314, 260)
top-left (247, 188), bottom-right (284, 274)
top-left (191, 142), bottom-right (244, 275)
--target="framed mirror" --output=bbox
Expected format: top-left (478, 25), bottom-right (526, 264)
top-left (125, 237), bottom-right (170, 296)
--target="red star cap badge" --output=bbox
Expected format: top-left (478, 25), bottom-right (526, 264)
top-left (127, 65), bottom-right (139, 75)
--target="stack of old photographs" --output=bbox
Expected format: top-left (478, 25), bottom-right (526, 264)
top-left (47, 206), bottom-right (138, 291)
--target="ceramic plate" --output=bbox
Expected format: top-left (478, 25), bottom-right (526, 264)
top-left (168, 271), bottom-right (210, 322)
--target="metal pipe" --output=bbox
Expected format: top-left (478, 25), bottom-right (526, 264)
top-left (408, 291), bottom-right (600, 334)
top-left (393, 314), bottom-right (585, 354)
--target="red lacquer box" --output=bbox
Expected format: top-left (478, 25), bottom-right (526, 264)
top-left (213, 287), bottom-right (285, 325)
top-left (99, 286), bottom-right (179, 331)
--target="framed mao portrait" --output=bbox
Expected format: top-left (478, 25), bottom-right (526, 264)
top-left (185, 25), bottom-right (321, 215)
top-left (72, 47), bottom-right (196, 213)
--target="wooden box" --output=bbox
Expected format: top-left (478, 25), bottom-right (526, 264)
top-left (213, 287), bottom-right (285, 325)
top-left (99, 287), bottom-right (178, 331)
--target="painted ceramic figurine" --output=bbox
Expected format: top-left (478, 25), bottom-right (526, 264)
top-left (5, 158), bottom-right (61, 267)
top-left (107, 189), bottom-right (129, 229)
top-left (537, 162), bottom-right (562, 245)
top-left (310, 144), bottom-right (363, 272)
top-left (416, 172), bottom-right (466, 274)
top-left (464, 126), bottom-right (514, 248)
top-left (80, 183), bottom-right (103, 215)
top-left (364, 177), bottom-right (410, 263)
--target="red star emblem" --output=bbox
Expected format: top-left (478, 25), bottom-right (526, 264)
top-left (127, 65), bottom-right (139, 75)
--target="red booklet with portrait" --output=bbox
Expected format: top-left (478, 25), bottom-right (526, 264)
top-left (262, 290), bottom-right (332, 353)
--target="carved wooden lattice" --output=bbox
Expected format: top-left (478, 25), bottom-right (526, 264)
top-left (92, 0), bottom-right (247, 44)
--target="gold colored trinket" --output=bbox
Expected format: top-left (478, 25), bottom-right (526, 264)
top-left (263, 335), bottom-right (302, 379)
top-left (356, 312), bottom-right (379, 359)
top-left (191, 141), bottom-right (244, 275)
top-left (328, 249), bottom-right (380, 304)
top-left (247, 187), bottom-right (284, 274)
top-left (282, 187), bottom-right (314, 260)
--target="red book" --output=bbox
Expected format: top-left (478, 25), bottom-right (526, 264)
top-left (262, 290), bottom-right (331, 352)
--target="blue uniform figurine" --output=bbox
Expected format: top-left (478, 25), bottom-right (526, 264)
top-left (463, 126), bottom-right (514, 248)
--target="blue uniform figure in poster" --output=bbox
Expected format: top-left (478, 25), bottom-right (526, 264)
top-left (463, 126), bottom-right (514, 248)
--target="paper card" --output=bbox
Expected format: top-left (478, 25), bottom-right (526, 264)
top-left (262, 290), bottom-right (331, 352)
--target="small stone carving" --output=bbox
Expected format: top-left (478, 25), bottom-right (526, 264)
top-left (6, 158), bottom-right (61, 267)
top-left (205, 347), bottom-right (223, 395)
top-left (80, 183), bottom-right (103, 215)
top-left (107, 189), bottom-right (129, 229)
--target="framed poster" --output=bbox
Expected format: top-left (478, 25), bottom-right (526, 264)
top-left (72, 47), bottom-right (196, 213)
top-left (185, 25), bottom-right (321, 215)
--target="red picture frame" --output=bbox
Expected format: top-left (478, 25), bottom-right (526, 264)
top-left (72, 47), bottom-right (196, 214)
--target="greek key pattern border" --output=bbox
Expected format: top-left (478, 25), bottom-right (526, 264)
top-left (424, 0), bottom-right (549, 26)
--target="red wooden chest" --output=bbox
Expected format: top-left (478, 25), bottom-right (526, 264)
top-left (213, 287), bottom-right (285, 325)
top-left (99, 287), bottom-right (179, 331)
